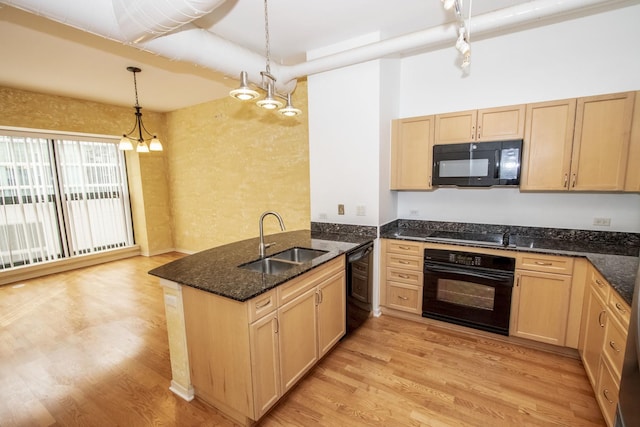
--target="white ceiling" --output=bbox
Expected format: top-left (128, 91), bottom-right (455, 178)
top-left (0, 0), bottom-right (624, 112)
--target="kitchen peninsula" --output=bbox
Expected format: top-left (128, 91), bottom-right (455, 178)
top-left (148, 229), bottom-right (373, 426)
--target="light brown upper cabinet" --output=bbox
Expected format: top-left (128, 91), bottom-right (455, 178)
top-left (522, 92), bottom-right (636, 192)
top-left (624, 92), bottom-right (640, 191)
top-left (434, 105), bottom-right (525, 144)
top-left (521, 99), bottom-right (577, 190)
top-left (390, 115), bottom-right (434, 190)
top-left (571, 92), bottom-right (635, 191)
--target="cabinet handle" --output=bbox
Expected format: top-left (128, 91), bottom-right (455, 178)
top-left (609, 341), bottom-right (621, 353)
top-left (398, 274), bottom-right (411, 279)
top-left (615, 302), bottom-right (626, 313)
top-left (255, 298), bottom-right (271, 309)
top-left (319, 289), bottom-right (324, 304)
top-left (274, 317), bottom-right (279, 334)
top-left (398, 260), bottom-right (410, 265)
top-left (534, 261), bottom-right (552, 266)
top-left (571, 173), bottom-right (577, 188)
top-left (397, 295), bottom-right (409, 300)
top-left (595, 279), bottom-right (605, 287)
top-left (563, 173), bottom-right (568, 188)
top-left (598, 310), bottom-right (606, 328)
top-left (398, 246), bottom-right (412, 250)
top-left (471, 125), bottom-right (475, 140)
top-left (477, 125), bottom-right (481, 140)
top-left (602, 389), bottom-right (614, 404)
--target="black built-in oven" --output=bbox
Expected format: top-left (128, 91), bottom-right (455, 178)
top-left (422, 248), bottom-right (515, 335)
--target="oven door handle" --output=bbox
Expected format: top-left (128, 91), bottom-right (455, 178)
top-left (424, 263), bottom-right (514, 282)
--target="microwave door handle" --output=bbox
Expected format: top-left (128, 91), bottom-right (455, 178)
top-left (494, 150), bottom-right (500, 179)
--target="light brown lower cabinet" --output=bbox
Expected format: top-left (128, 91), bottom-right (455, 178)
top-left (379, 239), bottom-right (424, 315)
top-left (510, 269), bottom-right (572, 345)
top-left (510, 254), bottom-right (584, 347)
top-left (183, 256), bottom-right (345, 426)
top-left (579, 263), bottom-right (631, 427)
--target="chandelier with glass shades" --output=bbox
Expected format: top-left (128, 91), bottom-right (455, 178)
top-left (228, 0), bottom-right (301, 117)
top-left (119, 66), bottom-right (163, 153)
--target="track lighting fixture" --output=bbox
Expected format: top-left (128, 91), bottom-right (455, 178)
top-left (442, 0), bottom-right (473, 72)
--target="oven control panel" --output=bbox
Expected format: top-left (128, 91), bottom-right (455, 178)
top-left (424, 248), bottom-right (515, 272)
top-left (449, 253), bottom-right (482, 266)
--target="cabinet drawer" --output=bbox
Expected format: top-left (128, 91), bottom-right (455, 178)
top-left (387, 240), bottom-right (423, 256)
top-left (603, 316), bottom-right (627, 380)
top-left (516, 253), bottom-right (574, 274)
top-left (387, 267), bottom-right (422, 286)
top-left (386, 253), bottom-right (422, 271)
top-left (248, 289), bottom-right (277, 323)
top-left (589, 267), bottom-right (611, 302)
top-left (278, 256), bottom-right (344, 306)
top-left (387, 282), bottom-right (422, 314)
top-left (597, 357), bottom-right (619, 427)
top-left (608, 291), bottom-right (631, 328)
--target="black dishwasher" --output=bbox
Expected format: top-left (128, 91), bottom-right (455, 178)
top-left (346, 242), bottom-right (374, 335)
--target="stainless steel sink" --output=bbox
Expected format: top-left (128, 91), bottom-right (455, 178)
top-left (271, 247), bottom-right (328, 263)
top-left (239, 258), bottom-right (299, 275)
top-left (239, 247), bottom-right (328, 275)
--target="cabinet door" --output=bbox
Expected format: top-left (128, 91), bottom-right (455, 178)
top-left (278, 287), bottom-right (318, 393)
top-left (581, 286), bottom-right (608, 387)
top-left (435, 110), bottom-right (477, 144)
top-left (249, 312), bottom-right (281, 419)
top-left (477, 105), bottom-right (525, 141)
top-left (571, 92), bottom-right (635, 191)
top-left (510, 270), bottom-right (571, 346)
top-left (390, 116), bottom-right (434, 190)
top-left (521, 99), bottom-right (576, 190)
top-left (624, 91), bottom-right (640, 192)
top-left (317, 271), bottom-right (346, 357)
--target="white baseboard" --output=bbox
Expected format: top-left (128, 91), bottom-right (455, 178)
top-left (169, 381), bottom-right (194, 402)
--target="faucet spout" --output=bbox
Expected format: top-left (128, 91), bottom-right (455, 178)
top-left (259, 211), bottom-right (286, 258)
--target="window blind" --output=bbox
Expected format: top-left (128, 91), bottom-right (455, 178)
top-left (0, 132), bottom-right (134, 270)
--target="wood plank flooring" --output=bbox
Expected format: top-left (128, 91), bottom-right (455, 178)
top-left (0, 253), bottom-right (605, 426)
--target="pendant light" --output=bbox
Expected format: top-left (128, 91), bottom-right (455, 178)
top-left (228, 0), bottom-right (301, 117)
top-left (119, 66), bottom-right (163, 152)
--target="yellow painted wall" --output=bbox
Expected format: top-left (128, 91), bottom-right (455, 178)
top-left (0, 86), bottom-right (172, 256)
top-left (165, 81), bottom-right (310, 252)
top-left (1, 82), bottom-right (312, 255)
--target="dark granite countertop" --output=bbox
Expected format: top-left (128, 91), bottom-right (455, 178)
top-left (586, 254), bottom-right (638, 304)
top-left (149, 230), bottom-right (373, 302)
top-left (382, 227), bottom-right (639, 306)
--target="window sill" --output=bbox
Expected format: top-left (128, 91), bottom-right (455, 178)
top-left (0, 245), bottom-right (141, 286)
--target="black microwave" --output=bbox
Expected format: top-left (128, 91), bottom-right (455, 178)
top-left (432, 140), bottom-right (523, 187)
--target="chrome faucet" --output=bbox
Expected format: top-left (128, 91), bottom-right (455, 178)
top-left (259, 211), bottom-right (286, 258)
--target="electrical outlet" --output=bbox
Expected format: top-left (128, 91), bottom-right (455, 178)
top-left (593, 217), bottom-right (611, 226)
top-left (338, 204), bottom-right (345, 215)
top-left (356, 205), bottom-right (366, 216)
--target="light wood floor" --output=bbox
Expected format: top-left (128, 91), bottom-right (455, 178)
top-left (0, 253), bottom-right (605, 426)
